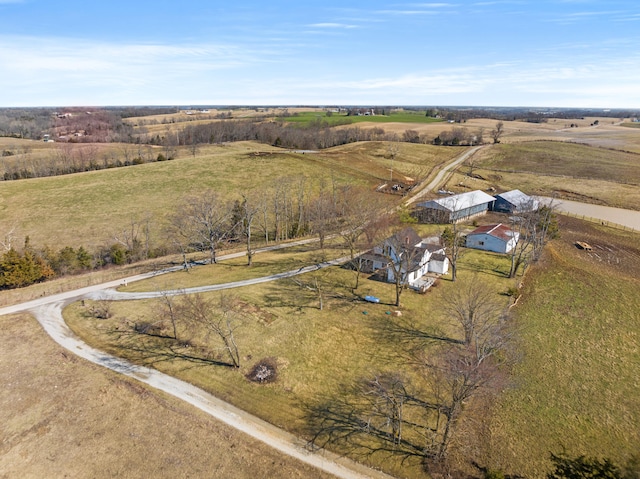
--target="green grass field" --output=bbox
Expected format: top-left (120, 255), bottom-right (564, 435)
top-left (281, 111), bottom-right (444, 126)
top-left (487, 217), bottom-right (640, 477)
top-left (64, 232), bottom-right (517, 478)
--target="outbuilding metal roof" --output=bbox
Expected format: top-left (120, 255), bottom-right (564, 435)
top-left (495, 189), bottom-right (538, 209)
top-left (417, 190), bottom-right (496, 212)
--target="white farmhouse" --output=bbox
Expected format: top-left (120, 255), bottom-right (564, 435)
top-left (361, 227), bottom-right (449, 291)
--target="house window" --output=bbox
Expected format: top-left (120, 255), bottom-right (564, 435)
top-left (478, 241), bottom-right (484, 245)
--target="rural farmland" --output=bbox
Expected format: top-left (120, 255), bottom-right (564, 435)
top-left (1, 105), bottom-right (639, 479)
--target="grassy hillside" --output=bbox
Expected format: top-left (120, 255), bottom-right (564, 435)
top-left (444, 141), bottom-right (640, 210)
top-left (488, 216), bottom-right (640, 477)
top-left (1, 141), bottom-right (458, 250)
top-left (476, 141), bottom-right (640, 184)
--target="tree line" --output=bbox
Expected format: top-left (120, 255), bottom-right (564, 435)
top-left (0, 178), bottom-right (382, 290)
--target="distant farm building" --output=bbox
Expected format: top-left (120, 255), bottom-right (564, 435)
top-left (466, 223), bottom-right (519, 254)
top-left (415, 190), bottom-right (495, 223)
top-left (493, 189), bottom-right (539, 214)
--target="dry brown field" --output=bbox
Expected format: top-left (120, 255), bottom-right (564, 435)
top-left (350, 116), bottom-right (640, 152)
top-left (0, 140), bottom-right (450, 251)
top-left (0, 313), bottom-right (334, 479)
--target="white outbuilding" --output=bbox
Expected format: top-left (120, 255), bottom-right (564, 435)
top-left (465, 223), bottom-right (519, 254)
top-left (415, 190), bottom-right (496, 223)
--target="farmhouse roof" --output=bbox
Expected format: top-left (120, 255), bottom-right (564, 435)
top-left (424, 243), bottom-right (444, 253)
top-left (430, 253), bottom-right (448, 262)
top-left (417, 190), bottom-right (495, 212)
top-left (389, 227), bottom-right (423, 247)
top-left (495, 189), bottom-right (536, 207)
top-left (467, 223), bottom-right (517, 243)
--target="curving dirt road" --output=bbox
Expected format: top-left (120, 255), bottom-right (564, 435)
top-left (1, 251), bottom-right (395, 479)
top-left (29, 302), bottom-right (394, 479)
top-left (405, 145), bottom-right (484, 205)
top-left (86, 255), bottom-right (351, 301)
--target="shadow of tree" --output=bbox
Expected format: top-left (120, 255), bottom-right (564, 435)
top-left (301, 379), bottom-right (442, 470)
top-left (358, 313), bottom-right (462, 366)
top-left (106, 328), bottom-right (236, 369)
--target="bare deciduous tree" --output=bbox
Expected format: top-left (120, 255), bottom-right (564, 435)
top-left (445, 280), bottom-right (507, 347)
top-left (180, 293), bottom-right (243, 368)
top-left (235, 193), bottom-right (260, 266)
top-left (180, 191), bottom-right (232, 264)
top-left (381, 228), bottom-right (423, 307)
top-left (1, 225), bottom-right (18, 252)
top-left (113, 213), bottom-right (153, 262)
top-left (309, 181), bottom-right (338, 250)
top-left (507, 201), bottom-right (558, 278)
top-left (156, 291), bottom-right (180, 340)
top-left (292, 273), bottom-right (326, 310)
top-left (490, 121), bottom-right (504, 144)
top-left (441, 222), bottom-right (462, 282)
top-left (338, 187), bottom-right (386, 290)
top-left (361, 373), bottom-right (408, 447)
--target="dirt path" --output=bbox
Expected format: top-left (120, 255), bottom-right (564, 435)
top-left (0, 251), bottom-right (395, 479)
top-left (0, 237), bottom-right (329, 316)
top-left (86, 255), bottom-right (351, 301)
top-left (29, 302), bottom-right (394, 479)
top-left (406, 145), bottom-right (484, 205)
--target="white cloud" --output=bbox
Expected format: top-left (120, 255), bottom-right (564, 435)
top-left (307, 22), bottom-right (358, 29)
top-left (0, 29), bottom-right (638, 108)
top-left (0, 35), bottom-right (274, 87)
top-left (407, 3), bottom-right (456, 7)
top-left (375, 9), bottom-right (442, 15)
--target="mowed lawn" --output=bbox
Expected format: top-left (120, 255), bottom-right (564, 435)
top-left (65, 243), bottom-right (517, 478)
top-left (488, 217), bottom-right (640, 477)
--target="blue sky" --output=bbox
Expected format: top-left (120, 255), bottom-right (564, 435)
top-left (0, 0), bottom-right (639, 108)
